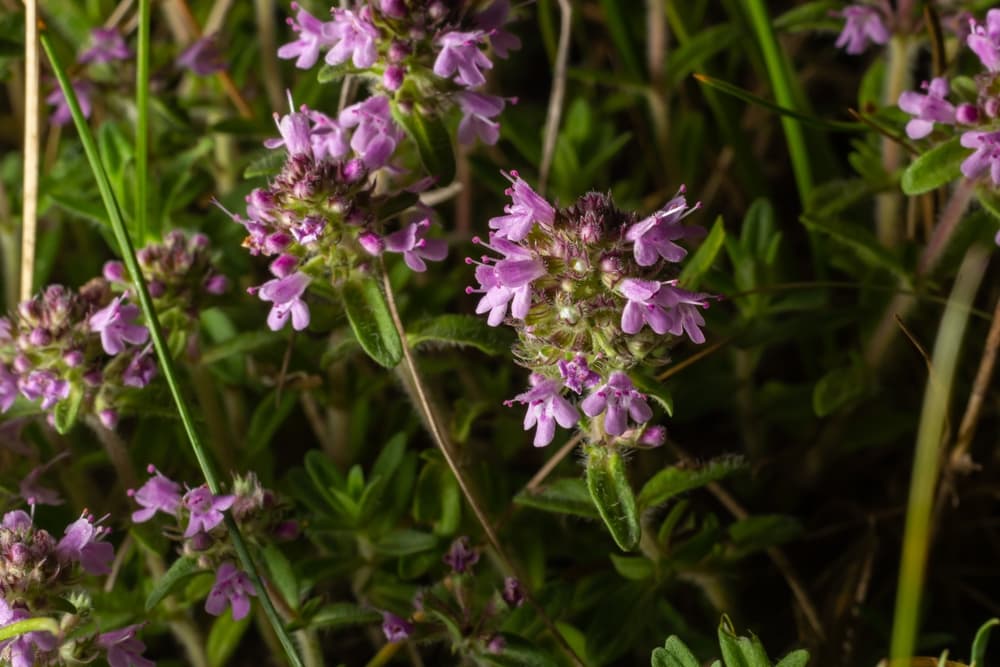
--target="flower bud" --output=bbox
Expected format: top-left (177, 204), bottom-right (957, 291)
top-left (204, 274), bottom-right (229, 295)
top-left (957, 103), bottom-right (980, 124)
top-left (383, 65), bottom-right (405, 91)
top-left (99, 409), bottom-right (119, 430)
top-left (358, 232), bottom-right (385, 256)
top-left (103, 261), bottom-right (126, 282)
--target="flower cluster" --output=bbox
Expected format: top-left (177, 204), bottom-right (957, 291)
top-left (379, 536), bottom-right (524, 658)
top-left (0, 281), bottom-right (153, 429)
top-left (0, 508), bottom-right (151, 667)
top-left (103, 230), bottom-right (230, 341)
top-left (469, 173), bottom-right (714, 447)
top-left (48, 24), bottom-right (224, 126)
top-left (895, 8), bottom-right (1000, 243)
top-left (224, 100), bottom-right (447, 331)
top-left (278, 0), bottom-right (519, 147)
top-left (128, 467), bottom-right (297, 621)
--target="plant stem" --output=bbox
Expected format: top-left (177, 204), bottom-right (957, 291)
top-left (136, 0), bottom-right (151, 243)
top-left (538, 0), bottom-right (571, 195)
top-left (889, 247), bottom-right (989, 663)
top-left (20, 0), bottom-right (39, 302)
top-left (876, 36), bottom-right (913, 247)
top-left (40, 33), bottom-right (304, 667)
top-left (377, 262), bottom-right (586, 667)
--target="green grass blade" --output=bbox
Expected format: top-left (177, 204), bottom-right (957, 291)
top-left (889, 248), bottom-right (990, 663)
top-left (136, 0), bottom-right (150, 242)
top-left (742, 0), bottom-right (814, 200)
top-left (40, 32), bottom-right (305, 667)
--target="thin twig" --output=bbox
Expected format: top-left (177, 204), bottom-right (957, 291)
top-left (655, 337), bottom-right (730, 381)
top-left (378, 262), bottom-right (586, 667)
top-left (20, 0), bottom-right (40, 302)
top-left (525, 433), bottom-right (583, 492)
top-left (670, 442), bottom-right (826, 641)
top-left (254, 0), bottom-right (285, 111)
top-left (538, 0), bottom-right (571, 194)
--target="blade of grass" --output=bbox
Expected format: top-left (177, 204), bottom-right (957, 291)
top-left (889, 247), bottom-right (989, 664)
top-left (40, 32), bottom-right (305, 667)
top-left (742, 0), bottom-right (814, 200)
top-left (136, 0), bottom-right (150, 242)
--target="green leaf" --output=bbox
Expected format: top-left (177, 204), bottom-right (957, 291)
top-left (200, 331), bottom-right (283, 365)
top-left (407, 314), bottom-right (511, 355)
top-left (261, 544), bottom-right (298, 611)
top-left (246, 389), bottom-right (299, 456)
top-left (146, 555), bottom-right (202, 612)
top-left (609, 553), bottom-right (654, 581)
top-left (585, 446), bottom-right (641, 551)
top-left (514, 477), bottom-right (599, 519)
top-left (728, 515), bottom-right (803, 554)
top-left (800, 215), bottom-right (908, 280)
top-left (773, 1), bottom-right (840, 33)
top-left (390, 103), bottom-right (456, 185)
top-left (774, 650), bottom-right (810, 667)
top-left (289, 603), bottom-right (381, 631)
top-left (970, 618), bottom-right (999, 667)
top-left (900, 137), bottom-right (968, 195)
top-left (679, 216), bottom-right (725, 289)
top-left (668, 24), bottom-right (738, 87)
top-left (638, 457), bottom-right (747, 509)
top-left (341, 277), bottom-right (403, 369)
top-left (812, 363), bottom-right (867, 417)
top-left (207, 610), bottom-right (252, 667)
top-left (52, 385), bottom-right (84, 434)
top-left (412, 461), bottom-right (461, 535)
top-left (718, 617), bottom-right (772, 667)
top-left (651, 636), bottom-right (701, 667)
top-left (375, 529), bottom-right (438, 556)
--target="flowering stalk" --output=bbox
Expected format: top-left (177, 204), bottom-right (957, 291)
top-left (40, 31), bottom-right (306, 667)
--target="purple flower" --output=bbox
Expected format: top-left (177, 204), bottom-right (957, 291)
top-left (89, 296), bottom-right (149, 356)
top-left (487, 635), bottom-right (507, 654)
top-left (433, 30), bottom-right (493, 88)
top-left (455, 91), bottom-right (506, 146)
top-left (256, 272), bottom-right (311, 331)
top-left (558, 355), bottom-right (601, 394)
top-left (581, 372), bottom-right (653, 436)
top-left (488, 171), bottom-right (555, 241)
top-left (339, 96), bottom-right (403, 169)
top-left (384, 218), bottom-right (448, 272)
top-left (79, 28), bottom-right (132, 64)
top-left (381, 612), bottom-right (413, 643)
top-left (0, 364), bottom-right (17, 412)
top-left (206, 562), bottom-right (257, 620)
top-left (443, 536), bottom-right (479, 573)
top-left (46, 79), bottom-right (93, 126)
top-left (57, 514), bottom-right (114, 575)
top-left (476, 0), bottom-right (522, 59)
top-left (835, 5), bottom-right (890, 55)
top-left (625, 188), bottom-right (703, 266)
top-left (19, 456), bottom-right (66, 506)
top-left (129, 465), bottom-right (182, 523)
top-left (467, 235), bottom-right (545, 326)
top-left (502, 577), bottom-right (525, 607)
top-left (278, 2), bottom-right (337, 69)
top-left (898, 78), bottom-right (956, 140)
top-left (309, 110), bottom-right (350, 161)
top-left (265, 104), bottom-right (313, 157)
top-left (292, 215), bottom-right (327, 245)
top-left (961, 130), bottom-right (1000, 186)
top-left (656, 282), bottom-right (712, 344)
top-left (123, 350), bottom-right (157, 388)
top-left (325, 8), bottom-right (378, 69)
top-left (968, 10), bottom-right (1000, 72)
top-left (182, 486), bottom-right (235, 537)
top-left (507, 374), bottom-right (579, 447)
top-left (18, 370), bottom-right (70, 410)
top-left (619, 278), bottom-right (672, 335)
top-left (98, 624), bottom-right (154, 667)
top-left (177, 34), bottom-right (225, 75)
top-left (0, 600), bottom-right (56, 667)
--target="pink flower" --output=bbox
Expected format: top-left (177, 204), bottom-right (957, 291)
top-left (488, 171), bottom-right (555, 241)
top-left (835, 4), bottom-right (890, 55)
top-left (89, 296), bottom-right (149, 356)
top-left (277, 2), bottom-right (337, 69)
top-left (384, 218), bottom-right (448, 272)
top-left (960, 130), bottom-right (1000, 186)
top-left (206, 562), bottom-right (257, 620)
top-left (256, 272), bottom-right (311, 331)
top-left (98, 625), bottom-right (154, 667)
top-left (57, 513), bottom-right (114, 575)
top-left (455, 92), bottom-right (506, 146)
top-left (433, 30), bottom-right (493, 88)
top-left (129, 465), bottom-right (182, 523)
top-left (325, 8), bottom-right (379, 69)
top-left (182, 486), bottom-right (235, 537)
top-left (507, 374), bottom-right (579, 447)
top-left (897, 78), bottom-right (956, 140)
top-left (581, 372), bottom-right (652, 436)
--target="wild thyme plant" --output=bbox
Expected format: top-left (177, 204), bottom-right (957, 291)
top-left (6, 0), bottom-right (1000, 666)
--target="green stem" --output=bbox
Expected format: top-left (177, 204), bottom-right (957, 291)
top-left (40, 33), bottom-right (304, 667)
top-left (876, 36), bottom-right (913, 247)
top-left (889, 247), bottom-right (989, 663)
top-left (136, 0), bottom-right (151, 242)
top-left (743, 0), bottom-right (812, 201)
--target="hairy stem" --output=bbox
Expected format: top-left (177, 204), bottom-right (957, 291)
top-left (378, 262), bottom-right (585, 667)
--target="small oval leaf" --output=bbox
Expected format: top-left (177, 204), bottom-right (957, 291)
top-left (585, 446), bottom-right (641, 551)
top-left (146, 555), bottom-right (202, 612)
top-left (341, 277), bottom-right (403, 369)
top-left (901, 136), bottom-right (968, 195)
